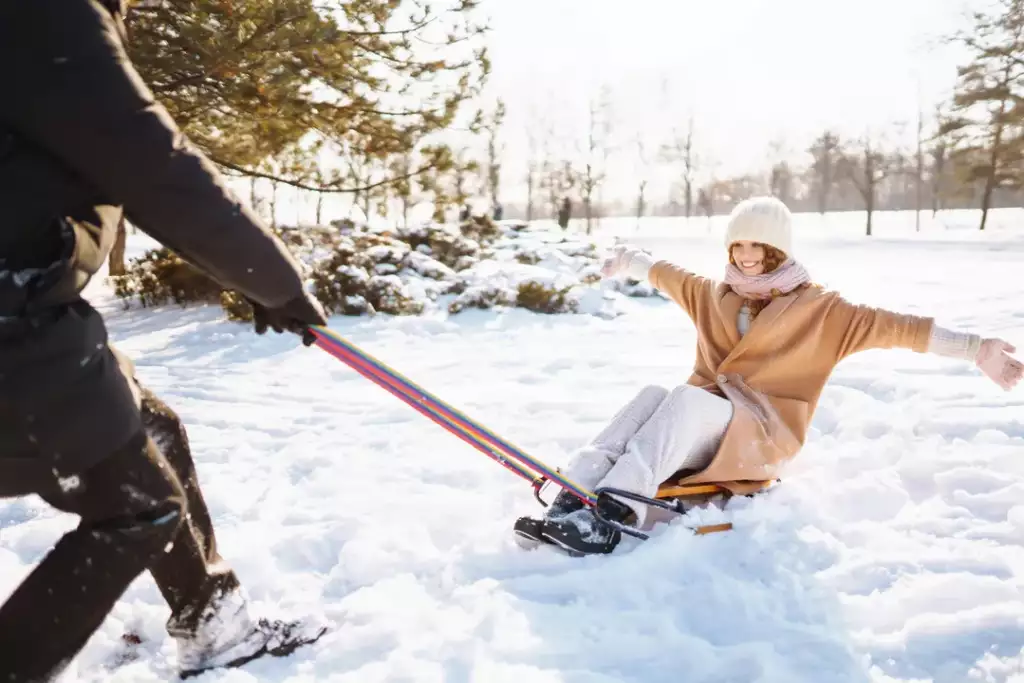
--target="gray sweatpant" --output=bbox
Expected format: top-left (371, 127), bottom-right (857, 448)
top-left (561, 384), bottom-right (734, 524)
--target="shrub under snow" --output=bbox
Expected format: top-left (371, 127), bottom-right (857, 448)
top-left (111, 216), bottom-right (662, 321)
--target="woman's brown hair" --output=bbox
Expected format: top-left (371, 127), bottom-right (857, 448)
top-left (728, 242), bottom-right (811, 318)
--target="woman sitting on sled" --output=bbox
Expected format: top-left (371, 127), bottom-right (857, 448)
top-left (515, 195), bottom-right (1023, 557)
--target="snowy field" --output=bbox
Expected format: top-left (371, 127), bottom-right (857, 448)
top-left (3, 209), bottom-right (1024, 683)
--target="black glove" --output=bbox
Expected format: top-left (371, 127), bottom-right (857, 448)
top-left (250, 292), bottom-right (328, 347)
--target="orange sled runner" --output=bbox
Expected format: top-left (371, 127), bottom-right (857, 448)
top-left (308, 325), bottom-right (771, 541)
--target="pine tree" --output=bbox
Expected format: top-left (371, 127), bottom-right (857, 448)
top-left (125, 0), bottom-right (489, 195)
top-left (942, 0), bottom-right (1024, 230)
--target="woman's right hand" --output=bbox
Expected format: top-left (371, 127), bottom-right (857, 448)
top-left (601, 245), bottom-right (654, 280)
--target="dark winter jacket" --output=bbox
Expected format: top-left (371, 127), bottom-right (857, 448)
top-left (0, 0), bottom-right (317, 479)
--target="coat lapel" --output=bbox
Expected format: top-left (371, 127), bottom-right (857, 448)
top-left (715, 284), bottom-right (743, 349)
top-left (719, 288), bottom-right (804, 367)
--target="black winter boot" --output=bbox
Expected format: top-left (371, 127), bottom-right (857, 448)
top-left (512, 489), bottom-right (586, 549)
top-left (541, 495), bottom-right (634, 556)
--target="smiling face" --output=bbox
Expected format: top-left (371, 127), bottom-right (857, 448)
top-left (730, 240), bottom-right (768, 276)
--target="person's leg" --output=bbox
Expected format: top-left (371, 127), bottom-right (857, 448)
top-left (557, 384), bottom-right (671, 493)
top-left (138, 387), bottom-right (241, 637)
top-left (513, 385), bottom-right (668, 546)
top-left (542, 386), bottom-right (734, 555)
top-left (598, 385), bottom-right (734, 522)
top-left (0, 431), bottom-right (185, 683)
top-left (132, 387), bottom-right (328, 677)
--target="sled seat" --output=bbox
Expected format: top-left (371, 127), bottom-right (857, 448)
top-left (652, 480), bottom-right (776, 535)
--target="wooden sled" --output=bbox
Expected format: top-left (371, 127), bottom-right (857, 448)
top-left (597, 479), bottom-right (777, 537)
top-left (654, 482), bottom-right (737, 535)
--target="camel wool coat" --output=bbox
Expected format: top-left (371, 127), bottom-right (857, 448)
top-left (649, 261), bottom-right (935, 495)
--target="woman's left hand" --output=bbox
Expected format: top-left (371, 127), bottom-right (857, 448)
top-left (976, 339), bottom-right (1023, 391)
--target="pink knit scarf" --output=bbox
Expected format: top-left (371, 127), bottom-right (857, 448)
top-left (723, 258), bottom-right (810, 300)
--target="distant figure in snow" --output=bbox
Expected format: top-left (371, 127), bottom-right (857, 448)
top-left (557, 197), bottom-right (571, 230)
top-left (493, 202), bottom-right (504, 221)
top-left (697, 188), bottom-right (713, 219)
top-left (0, 0), bottom-right (329, 680)
top-left (515, 196), bottom-right (1022, 556)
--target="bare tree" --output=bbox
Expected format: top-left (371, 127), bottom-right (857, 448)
top-left (766, 137), bottom-right (795, 205)
top-left (930, 107), bottom-right (952, 217)
top-left (536, 115), bottom-right (568, 221)
top-left (483, 99), bottom-right (506, 215)
top-left (634, 134), bottom-right (650, 231)
top-left (915, 96), bottom-right (925, 231)
top-left (807, 130), bottom-right (842, 214)
top-left (578, 85), bottom-right (614, 234)
top-left (841, 132), bottom-right (894, 236)
top-left (521, 98), bottom-right (564, 222)
top-left (660, 113), bottom-right (697, 218)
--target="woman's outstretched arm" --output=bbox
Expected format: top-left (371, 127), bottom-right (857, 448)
top-left (831, 297), bottom-right (1021, 391)
top-left (601, 245), bottom-right (711, 321)
top-left (928, 327), bottom-right (1021, 391)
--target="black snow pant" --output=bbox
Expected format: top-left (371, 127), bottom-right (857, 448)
top-left (0, 304), bottom-right (240, 682)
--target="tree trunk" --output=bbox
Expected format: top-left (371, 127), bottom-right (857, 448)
top-left (980, 84), bottom-right (1011, 231)
top-left (932, 148), bottom-right (945, 217)
top-left (270, 180), bottom-right (279, 229)
top-left (526, 170), bottom-right (534, 222)
top-left (636, 181), bottom-right (646, 232)
top-left (915, 106), bottom-right (923, 232)
top-left (584, 195), bottom-right (593, 235)
top-left (316, 191), bottom-right (324, 224)
top-left (250, 176), bottom-right (259, 218)
top-left (108, 215), bottom-right (127, 276)
top-left (865, 173), bottom-right (875, 237)
top-left (979, 138), bottom-right (1002, 231)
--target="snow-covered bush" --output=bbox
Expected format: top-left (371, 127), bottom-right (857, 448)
top-left (111, 214), bottom-right (662, 320)
top-left (112, 247), bottom-right (254, 320)
top-left (516, 281), bottom-right (578, 314)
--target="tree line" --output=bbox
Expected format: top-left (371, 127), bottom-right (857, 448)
top-left (113, 0), bottom-right (1024, 267)
top-left (507, 0), bottom-right (1024, 234)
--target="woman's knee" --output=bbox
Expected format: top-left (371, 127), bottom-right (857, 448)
top-left (636, 385), bottom-right (670, 402)
top-left (657, 385), bottom-right (733, 422)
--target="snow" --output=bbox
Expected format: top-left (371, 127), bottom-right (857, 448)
top-left (268, 219), bottom-right (653, 320)
top-left (3, 209), bottom-right (1024, 682)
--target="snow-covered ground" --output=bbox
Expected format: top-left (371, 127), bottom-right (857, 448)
top-left (3, 209), bottom-right (1024, 683)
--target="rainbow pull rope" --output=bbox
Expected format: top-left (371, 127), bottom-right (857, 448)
top-left (308, 325), bottom-right (597, 506)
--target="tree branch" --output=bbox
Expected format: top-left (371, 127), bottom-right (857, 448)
top-left (213, 156), bottom-right (444, 194)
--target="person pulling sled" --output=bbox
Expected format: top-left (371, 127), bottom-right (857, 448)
top-left (516, 196), bottom-right (1023, 556)
top-left (0, 0), bottom-right (332, 680)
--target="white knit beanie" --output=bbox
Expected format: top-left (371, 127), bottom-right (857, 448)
top-left (724, 196), bottom-right (794, 257)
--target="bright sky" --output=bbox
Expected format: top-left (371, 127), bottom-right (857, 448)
top-left (482, 0), bottom-right (977, 204)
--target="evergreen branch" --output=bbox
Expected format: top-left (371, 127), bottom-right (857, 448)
top-left (212, 156), bottom-right (444, 194)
